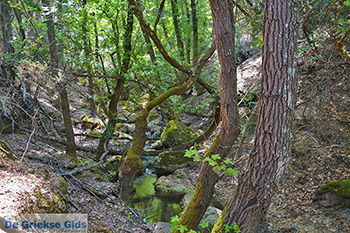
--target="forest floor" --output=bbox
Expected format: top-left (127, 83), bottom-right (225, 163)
top-left (0, 50), bottom-right (349, 233)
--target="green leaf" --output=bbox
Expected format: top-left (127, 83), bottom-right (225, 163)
top-left (178, 225), bottom-right (188, 233)
top-left (184, 149), bottom-right (198, 158)
top-left (193, 156), bottom-right (201, 162)
top-left (224, 158), bottom-right (233, 165)
top-left (225, 168), bottom-right (238, 176)
top-left (208, 159), bottom-right (217, 166)
top-left (170, 215), bottom-right (180, 223)
top-left (200, 220), bottom-right (210, 229)
top-left (211, 154), bottom-right (221, 161)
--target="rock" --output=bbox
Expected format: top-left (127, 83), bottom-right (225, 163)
top-left (315, 179), bottom-right (350, 208)
top-left (155, 172), bottom-right (193, 200)
top-left (203, 206), bottom-right (222, 228)
top-left (100, 155), bottom-right (122, 173)
top-left (153, 151), bottom-right (191, 176)
top-left (160, 120), bottom-right (198, 148)
top-left (148, 222), bottom-right (171, 233)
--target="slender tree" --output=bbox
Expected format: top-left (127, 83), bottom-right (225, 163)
top-left (174, 0), bottom-right (240, 231)
top-left (96, 3), bottom-right (134, 158)
top-left (42, 0), bottom-right (77, 159)
top-left (212, 0), bottom-right (297, 232)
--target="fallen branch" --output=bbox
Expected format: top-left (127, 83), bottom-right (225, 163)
top-left (61, 141), bottom-right (109, 176)
top-left (21, 128), bottom-right (36, 161)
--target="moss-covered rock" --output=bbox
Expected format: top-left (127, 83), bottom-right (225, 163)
top-left (100, 155), bottom-right (122, 173)
top-left (26, 187), bottom-right (67, 213)
top-left (160, 120), bottom-right (198, 148)
top-left (315, 179), bottom-right (350, 207)
top-left (80, 115), bottom-right (101, 130)
top-left (153, 151), bottom-right (191, 176)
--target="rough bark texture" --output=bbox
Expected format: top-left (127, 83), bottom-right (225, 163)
top-left (0, 0), bottom-right (14, 54)
top-left (96, 5), bottom-right (133, 158)
top-left (174, 0), bottom-right (240, 231)
top-left (43, 0), bottom-right (77, 158)
top-left (212, 1), bottom-right (297, 232)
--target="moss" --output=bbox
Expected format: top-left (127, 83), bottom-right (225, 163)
top-left (43, 166), bottom-right (50, 180)
top-left (211, 209), bottom-right (226, 233)
top-left (81, 115), bottom-right (100, 129)
top-left (153, 151), bottom-right (191, 175)
top-left (160, 120), bottom-right (198, 147)
top-left (318, 179), bottom-right (350, 198)
top-left (58, 177), bottom-right (68, 196)
top-left (88, 130), bottom-right (102, 137)
top-left (34, 188), bottom-right (67, 213)
top-left (0, 141), bottom-right (15, 160)
top-left (133, 174), bottom-right (157, 199)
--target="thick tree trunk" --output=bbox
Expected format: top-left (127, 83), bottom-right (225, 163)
top-left (96, 4), bottom-right (134, 159)
top-left (174, 0), bottom-right (240, 231)
top-left (43, 0), bottom-right (77, 159)
top-left (212, 1), bottom-right (297, 232)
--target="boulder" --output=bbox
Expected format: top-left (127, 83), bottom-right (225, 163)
top-left (155, 170), bottom-right (193, 200)
top-left (148, 222), bottom-right (171, 233)
top-left (153, 150), bottom-right (191, 176)
top-left (315, 179), bottom-right (350, 208)
top-left (160, 120), bottom-right (198, 148)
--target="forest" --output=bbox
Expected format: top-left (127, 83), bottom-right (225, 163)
top-left (0, 0), bottom-right (349, 232)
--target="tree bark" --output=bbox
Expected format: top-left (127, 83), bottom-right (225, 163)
top-left (174, 0), bottom-right (240, 231)
top-left (0, 0), bottom-right (14, 54)
top-left (43, 0), bottom-right (77, 159)
top-left (191, 0), bottom-right (199, 66)
top-left (212, 1), bottom-right (297, 232)
top-left (170, 0), bottom-right (185, 61)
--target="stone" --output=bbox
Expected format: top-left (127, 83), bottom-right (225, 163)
top-left (153, 151), bottom-right (191, 176)
top-left (148, 222), bottom-right (171, 233)
top-left (315, 179), bottom-right (350, 208)
top-left (160, 120), bottom-right (198, 148)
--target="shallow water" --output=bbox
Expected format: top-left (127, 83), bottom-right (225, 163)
top-left (131, 169), bottom-right (182, 222)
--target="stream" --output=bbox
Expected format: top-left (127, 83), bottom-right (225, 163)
top-left (130, 157), bottom-right (182, 223)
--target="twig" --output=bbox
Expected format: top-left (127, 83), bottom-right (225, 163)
top-left (61, 141), bottom-right (109, 176)
top-left (18, 0), bottom-right (49, 52)
top-left (21, 128), bottom-right (36, 161)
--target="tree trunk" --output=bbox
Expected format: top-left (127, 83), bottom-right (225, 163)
top-left (191, 0), bottom-right (198, 66)
top-left (11, 1), bottom-right (26, 44)
top-left (212, 1), bottom-right (297, 232)
top-left (0, 0), bottom-right (14, 54)
top-left (174, 0), bottom-right (240, 231)
top-left (43, 0), bottom-right (77, 159)
top-left (81, 0), bottom-right (97, 112)
top-left (141, 27), bottom-right (156, 63)
top-left (96, 4), bottom-right (134, 159)
top-left (170, 0), bottom-right (185, 61)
